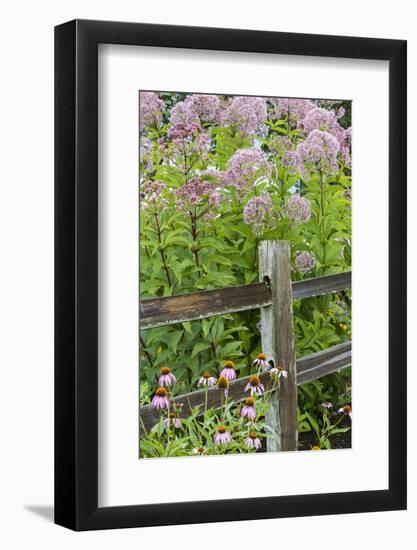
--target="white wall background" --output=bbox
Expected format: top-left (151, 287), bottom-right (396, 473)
top-left (0, 0), bottom-right (414, 547)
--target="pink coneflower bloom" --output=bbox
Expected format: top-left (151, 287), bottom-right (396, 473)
top-left (241, 397), bottom-right (256, 420)
top-left (158, 366), bottom-right (176, 387)
top-left (244, 375), bottom-right (265, 396)
top-left (270, 365), bottom-right (288, 379)
top-left (252, 352), bottom-right (270, 371)
top-left (164, 412), bottom-right (182, 429)
top-left (198, 371), bottom-right (217, 387)
top-left (192, 446), bottom-right (207, 455)
top-left (244, 432), bottom-right (262, 450)
top-left (220, 360), bottom-right (237, 381)
top-left (277, 366), bottom-right (288, 379)
top-left (216, 376), bottom-right (229, 397)
top-left (151, 387), bottom-right (169, 409)
top-left (338, 404), bottom-right (352, 418)
top-left (214, 425), bottom-right (232, 445)
top-left (322, 401), bottom-right (333, 409)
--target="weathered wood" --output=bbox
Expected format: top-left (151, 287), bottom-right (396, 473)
top-left (140, 282), bottom-right (271, 329)
top-left (140, 271), bottom-right (351, 330)
top-left (139, 341), bottom-right (352, 433)
top-left (259, 241), bottom-right (297, 452)
top-left (297, 341), bottom-right (351, 384)
top-left (297, 341), bottom-right (351, 373)
top-left (292, 271), bottom-right (351, 300)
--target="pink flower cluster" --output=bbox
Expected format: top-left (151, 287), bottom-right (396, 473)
top-left (225, 147), bottom-right (272, 192)
top-left (140, 137), bottom-right (154, 173)
top-left (243, 193), bottom-right (276, 236)
top-left (139, 92), bottom-right (165, 129)
top-left (282, 150), bottom-right (299, 175)
top-left (167, 122), bottom-right (201, 142)
top-left (174, 177), bottom-right (222, 212)
top-left (298, 107), bottom-right (351, 168)
top-left (295, 251), bottom-right (315, 273)
top-left (140, 180), bottom-right (168, 210)
top-left (167, 100), bottom-right (202, 141)
top-left (222, 96), bottom-right (267, 135)
top-left (284, 194), bottom-right (311, 225)
top-left (299, 107), bottom-right (344, 139)
top-left (169, 100), bottom-right (199, 126)
top-left (340, 127), bottom-right (352, 166)
top-left (269, 97), bottom-right (315, 127)
top-left (184, 94), bottom-right (223, 124)
top-left (295, 129), bottom-right (340, 179)
top-left (198, 167), bottom-right (229, 187)
top-left (165, 100), bottom-right (213, 162)
top-left (269, 135), bottom-right (293, 156)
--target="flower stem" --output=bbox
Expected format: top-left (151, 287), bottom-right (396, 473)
top-left (140, 336), bottom-right (153, 368)
top-left (204, 385), bottom-right (209, 415)
top-left (153, 210), bottom-right (172, 286)
top-left (319, 169), bottom-right (327, 275)
top-left (190, 209), bottom-right (201, 278)
top-left (166, 399), bottom-right (171, 445)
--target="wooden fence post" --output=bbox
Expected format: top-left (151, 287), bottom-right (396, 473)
top-left (259, 240), bottom-right (298, 452)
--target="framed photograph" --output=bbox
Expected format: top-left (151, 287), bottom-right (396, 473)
top-left (55, 19), bottom-right (406, 530)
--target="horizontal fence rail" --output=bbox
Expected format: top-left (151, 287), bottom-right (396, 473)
top-left (140, 341), bottom-right (351, 433)
top-left (140, 271), bottom-right (352, 329)
top-left (292, 271), bottom-right (352, 301)
top-left (297, 341), bottom-right (352, 384)
top-left (140, 283), bottom-right (271, 329)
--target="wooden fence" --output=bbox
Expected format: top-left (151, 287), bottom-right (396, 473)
top-left (140, 240), bottom-right (351, 452)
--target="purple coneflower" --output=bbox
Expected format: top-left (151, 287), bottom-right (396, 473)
top-left (220, 360), bottom-right (237, 381)
top-left (151, 387), bottom-right (169, 409)
top-left (277, 366), bottom-right (288, 379)
top-left (338, 404), bottom-right (352, 418)
top-left (322, 401), bottom-right (333, 409)
top-left (216, 376), bottom-right (229, 397)
top-left (192, 446), bottom-right (207, 455)
top-left (198, 371), bottom-right (217, 387)
top-left (244, 432), bottom-right (262, 450)
top-left (158, 366), bottom-right (176, 387)
top-left (252, 353), bottom-right (270, 371)
top-left (164, 412), bottom-right (182, 429)
top-left (214, 425), bottom-right (232, 445)
top-left (244, 375), bottom-right (265, 396)
top-left (269, 366), bottom-right (288, 379)
top-left (241, 397), bottom-right (256, 420)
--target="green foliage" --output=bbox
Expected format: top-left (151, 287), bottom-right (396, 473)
top-left (139, 94), bottom-right (352, 453)
top-left (139, 396), bottom-right (273, 458)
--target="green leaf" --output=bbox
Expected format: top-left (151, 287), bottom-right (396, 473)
top-left (165, 330), bottom-right (184, 353)
top-left (191, 342), bottom-right (211, 358)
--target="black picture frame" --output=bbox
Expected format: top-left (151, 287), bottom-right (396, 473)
top-left (55, 19), bottom-right (407, 531)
